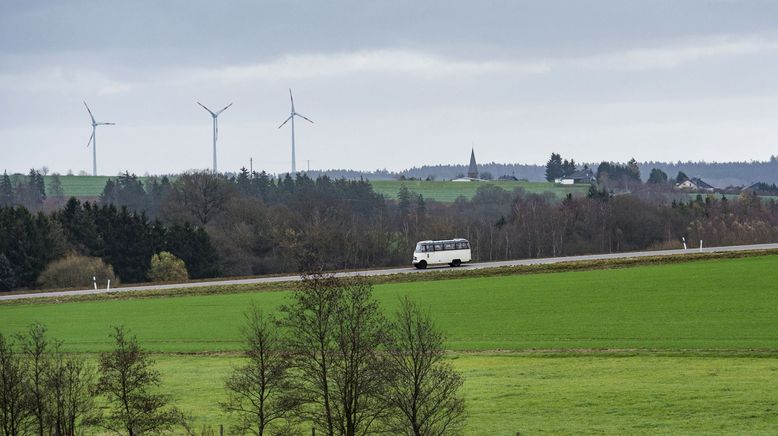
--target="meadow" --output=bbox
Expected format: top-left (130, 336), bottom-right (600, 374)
top-left (370, 179), bottom-right (588, 201)
top-left (26, 174), bottom-right (584, 201)
top-left (11, 174), bottom-right (119, 198)
top-left (158, 354), bottom-right (778, 434)
top-left (2, 254), bottom-right (777, 433)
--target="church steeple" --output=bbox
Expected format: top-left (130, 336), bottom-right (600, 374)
top-left (467, 148), bottom-right (479, 179)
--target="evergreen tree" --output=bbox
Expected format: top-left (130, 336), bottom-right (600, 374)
top-left (101, 172), bottom-right (148, 212)
top-left (17, 169), bottom-right (46, 209)
top-left (55, 198), bottom-right (103, 256)
top-left (415, 193), bottom-right (426, 219)
top-left (0, 171), bottom-right (14, 206)
top-left (647, 168), bottom-right (669, 184)
top-left (48, 173), bottom-right (65, 198)
top-left (545, 153), bottom-right (563, 182)
top-left (561, 159), bottom-right (577, 177)
top-left (397, 185), bottom-right (411, 218)
top-left (0, 207), bottom-right (66, 288)
top-left (252, 171), bottom-right (274, 203)
top-left (96, 206), bottom-right (163, 283)
top-left (627, 158), bottom-right (641, 181)
top-left (676, 171), bottom-right (689, 184)
top-left (165, 223), bottom-right (220, 279)
top-left (0, 253), bottom-right (16, 291)
top-left (146, 176), bottom-right (173, 217)
top-left (236, 167), bottom-right (252, 196)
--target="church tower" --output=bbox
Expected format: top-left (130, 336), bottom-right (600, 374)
top-left (467, 148), bottom-right (479, 179)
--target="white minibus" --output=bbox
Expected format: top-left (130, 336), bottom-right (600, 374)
top-left (412, 239), bottom-right (472, 269)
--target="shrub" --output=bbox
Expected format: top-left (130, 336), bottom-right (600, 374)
top-left (148, 251), bottom-right (189, 282)
top-left (38, 255), bottom-right (118, 289)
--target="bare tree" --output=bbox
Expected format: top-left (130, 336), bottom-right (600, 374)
top-left (383, 298), bottom-right (465, 436)
top-left (95, 326), bottom-right (178, 436)
top-left (0, 333), bottom-right (28, 436)
top-left (221, 306), bottom-right (300, 435)
top-left (281, 274), bottom-right (390, 436)
top-left (46, 344), bottom-right (96, 436)
top-left (162, 171), bottom-right (235, 225)
top-left (19, 323), bottom-right (50, 436)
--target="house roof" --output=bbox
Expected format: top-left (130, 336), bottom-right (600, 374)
top-left (689, 177), bottom-right (714, 189)
top-left (563, 169), bottom-right (595, 180)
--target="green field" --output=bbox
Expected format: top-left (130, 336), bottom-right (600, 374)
top-left (12, 174), bottom-right (777, 203)
top-left (18, 174), bottom-right (584, 201)
top-left (2, 255), bottom-right (776, 352)
top-left (2, 255), bottom-right (777, 433)
top-left (370, 179), bottom-right (588, 201)
top-left (157, 354), bottom-right (778, 434)
top-left (9, 174), bottom-right (136, 198)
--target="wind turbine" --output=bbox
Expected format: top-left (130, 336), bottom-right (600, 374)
top-left (197, 101), bottom-right (233, 173)
top-left (83, 101), bottom-right (115, 177)
top-left (278, 89), bottom-right (313, 174)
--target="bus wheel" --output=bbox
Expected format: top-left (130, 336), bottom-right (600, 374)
top-left (451, 259), bottom-right (461, 267)
top-left (416, 261), bottom-right (427, 269)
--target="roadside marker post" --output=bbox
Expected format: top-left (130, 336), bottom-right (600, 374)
top-left (92, 276), bottom-right (97, 290)
top-left (700, 240), bottom-right (703, 252)
top-left (682, 237), bottom-right (687, 250)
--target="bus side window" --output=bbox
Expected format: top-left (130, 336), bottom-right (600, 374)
top-left (434, 244), bottom-right (443, 251)
top-left (444, 243), bottom-right (455, 250)
top-left (455, 242), bottom-right (464, 250)
top-left (464, 242), bottom-right (470, 249)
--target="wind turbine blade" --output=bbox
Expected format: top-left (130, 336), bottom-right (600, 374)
top-left (295, 113), bottom-right (314, 124)
top-left (216, 102), bottom-right (233, 115)
top-left (98, 122), bottom-right (116, 125)
top-left (278, 115), bottom-right (293, 129)
top-left (86, 130), bottom-right (94, 148)
top-left (289, 88), bottom-right (294, 111)
top-left (83, 101), bottom-right (96, 124)
top-left (197, 102), bottom-right (216, 116)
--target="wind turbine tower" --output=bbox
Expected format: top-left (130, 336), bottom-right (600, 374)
top-left (197, 101), bottom-right (233, 173)
top-left (83, 101), bottom-right (115, 176)
top-left (278, 89), bottom-right (313, 174)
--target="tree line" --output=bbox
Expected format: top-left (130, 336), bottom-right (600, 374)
top-left (2, 167), bottom-right (778, 291)
top-left (290, 155), bottom-right (778, 186)
top-left (0, 198), bottom-right (216, 290)
top-left (0, 275), bottom-right (465, 436)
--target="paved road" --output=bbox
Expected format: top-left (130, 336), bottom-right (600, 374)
top-left (3, 242), bottom-right (777, 302)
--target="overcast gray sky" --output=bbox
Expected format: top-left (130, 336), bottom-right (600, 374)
top-left (2, 0), bottom-right (778, 175)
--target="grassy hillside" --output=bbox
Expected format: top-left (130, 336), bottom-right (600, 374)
top-left (3, 255), bottom-right (777, 433)
top-left (8, 174), bottom-right (115, 197)
top-left (370, 179), bottom-right (589, 201)
top-left (2, 255), bottom-right (777, 352)
top-left (159, 354), bottom-right (778, 434)
top-left (22, 175), bottom-right (587, 201)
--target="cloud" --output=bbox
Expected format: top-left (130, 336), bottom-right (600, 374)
top-left (575, 35), bottom-right (778, 70)
top-left (0, 66), bottom-right (136, 96)
top-left (170, 34), bottom-right (778, 86)
top-left (3, 34), bottom-right (774, 96)
top-left (177, 49), bottom-right (552, 84)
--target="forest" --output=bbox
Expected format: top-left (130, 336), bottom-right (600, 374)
top-left (1, 167), bottom-right (778, 291)
top-left (301, 157), bottom-right (778, 186)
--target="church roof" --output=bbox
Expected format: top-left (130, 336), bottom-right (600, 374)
top-left (467, 149), bottom-right (478, 178)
